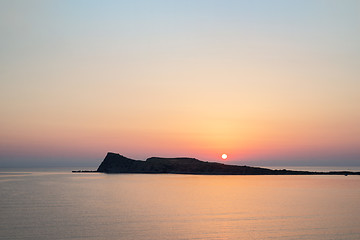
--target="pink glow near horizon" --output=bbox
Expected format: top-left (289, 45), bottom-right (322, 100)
top-left (1, 1), bottom-right (359, 166)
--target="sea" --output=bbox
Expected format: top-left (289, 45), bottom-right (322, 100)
top-left (1, 167), bottom-right (360, 240)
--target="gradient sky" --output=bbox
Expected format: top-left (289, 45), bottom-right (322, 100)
top-left (1, 0), bottom-right (360, 167)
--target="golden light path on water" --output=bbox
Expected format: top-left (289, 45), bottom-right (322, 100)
top-left (1, 170), bottom-right (360, 239)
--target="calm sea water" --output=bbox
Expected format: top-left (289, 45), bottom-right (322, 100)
top-left (1, 168), bottom-right (360, 240)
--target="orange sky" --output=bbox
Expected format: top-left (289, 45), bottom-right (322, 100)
top-left (1, 1), bottom-right (359, 167)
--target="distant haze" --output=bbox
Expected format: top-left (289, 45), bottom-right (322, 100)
top-left (1, 1), bottom-right (359, 167)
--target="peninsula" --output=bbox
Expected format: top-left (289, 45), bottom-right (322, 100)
top-left (73, 152), bottom-right (360, 175)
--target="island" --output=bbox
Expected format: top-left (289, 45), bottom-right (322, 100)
top-left (72, 152), bottom-right (360, 175)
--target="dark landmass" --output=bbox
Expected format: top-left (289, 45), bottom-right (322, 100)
top-left (84, 152), bottom-right (360, 175)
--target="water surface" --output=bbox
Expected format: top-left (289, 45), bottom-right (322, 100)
top-left (1, 169), bottom-right (360, 239)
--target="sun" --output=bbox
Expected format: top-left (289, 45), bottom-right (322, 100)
top-left (221, 154), bottom-right (227, 160)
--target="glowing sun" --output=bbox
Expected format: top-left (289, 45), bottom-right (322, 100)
top-left (221, 154), bottom-right (228, 160)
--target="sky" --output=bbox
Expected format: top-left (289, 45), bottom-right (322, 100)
top-left (1, 0), bottom-right (360, 167)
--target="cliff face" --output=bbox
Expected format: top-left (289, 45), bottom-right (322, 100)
top-left (96, 153), bottom-right (145, 173)
top-left (97, 152), bottom-right (279, 174)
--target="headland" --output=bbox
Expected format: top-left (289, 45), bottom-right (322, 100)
top-left (72, 152), bottom-right (360, 175)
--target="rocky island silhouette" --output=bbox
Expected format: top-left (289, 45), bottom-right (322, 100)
top-left (73, 152), bottom-right (360, 175)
